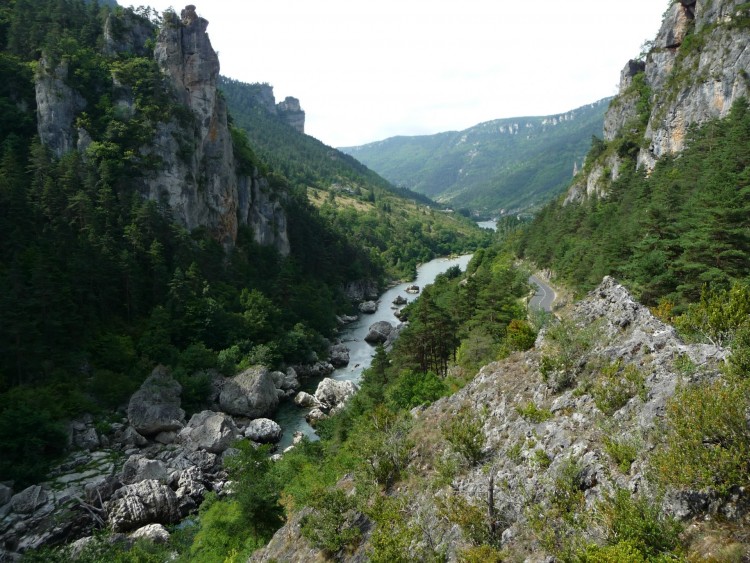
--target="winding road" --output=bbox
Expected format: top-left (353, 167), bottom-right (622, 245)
top-left (528, 274), bottom-right (556, 312)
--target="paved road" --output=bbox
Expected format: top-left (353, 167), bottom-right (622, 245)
top-left (529, 274), bottom-right (555, 312)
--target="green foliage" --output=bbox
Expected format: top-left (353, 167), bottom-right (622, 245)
top-left (441, 405), bottom-right (486, 466)
top-left (539, 319), bottom-right (597, 391)
top-left (299, 488), bottom-right (362, 554)
top-left (674, 282), bottom-right (750, 347)
top-left (519, 98), bottom-right (750, 307)
top-left (515, 402), bottom-right (553, 423)
top-left (603, 435), bottom-right (639, 474)
top-left (652, 377), bottom-right (750, 496)
top-left (347, 406), bottom-right (414, 488)
top-left (366, 495), bottom-right (439, 563)
top-left (590, 360), bottom-right (646, 415)
top-left (386, 369), bottom-right (448, 410)
top-left (598, 488), bottom-right (682, 560)
top-left (187, 497), bottom-right (263, 563)
top-left (223, 442), bottom-right (284, 538)
top-left (0, 386), bottom-right (69, 486)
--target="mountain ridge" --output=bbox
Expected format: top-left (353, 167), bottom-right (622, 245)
top-left (340, 98), bottom-right (610, 216)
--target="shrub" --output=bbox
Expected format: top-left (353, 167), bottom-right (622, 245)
top-left (515, 402), bottom-right (553, 423)
top-left (441, 405), bottom-right (486, 465)
top-left (539, 319), bottom-right (596, 391)
top-left (386, 370), bottom-right (448, 410)
top-left (300, 488), bottom-right (362, 554)
top-left (504, 319), bottom-right (537, 351)
top-left (603, 435), bottom-right (639, 473)
top-left (598, 488), bottom-right (682, 559)
top-left (591, 360), bottom-right (646, 415)
top-left (652, 377), bottom-right (750, 495)
top-left (674, 282), bottom-right (750, 347)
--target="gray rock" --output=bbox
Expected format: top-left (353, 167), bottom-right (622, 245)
top-left (343, 279), bottom-right (379, 302)
top-left (10, 485), bottom-right (48, 514)
top-left (121, 455), bottom-right (168, 485)
top-left (358, 300), bottom-right (378, 314)
top-left (0, 483), bottom-right (13, 507)
top-left (219, 367), bottom-right (280, 418)
top-left (130, 523), bottom-right (170, 544)
top-left (306, 408), bottom-right (328, 424)
top-left (127, 366), bottom-right (185, 437)
top-left (276, 96), bottom-right (305, 133)
top-left (35, 57), bottom-right (87, 158)
top-left (244, 418), bottom-right (283, 443)
top-left (270, 368), bottom-right (299, 392)
top-left (154, 430), bottom-right (178, 445)
top-left (177, 410), bottom-right (240, 454)
top-left (293, 391), bottom-right (319, 408)
top-left (292, 361), bottom-right (335, 379)
top-left (392, 295), bottom-right (407, 306)
top-left (329, 344), bottom-right (350, 367)
top-left (106, 479), bottom-right (180, 532)
top-left (120, 426), bottom-right (149, 448)
top-left (364, 320), bottom-right (394, 344)
top-left (314, 378), bottom-right (359, 410)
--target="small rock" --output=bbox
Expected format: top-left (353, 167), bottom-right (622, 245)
top-left (121, 455), bottom-right (168, 485)
top-left (130, 523), bottom-right (170, 544)
top-left (329, 344), bottom-right (350, 367)
top-left (0, 483), bottom-right (13, 507)
top-left (10, 485), bottom-right (48, 514)
top-left (244, 419), bottom-right (283, 443)
top-left (358, 300), bottom-right (378, 314)
top-left (293, 392), bottom-right (319, 408)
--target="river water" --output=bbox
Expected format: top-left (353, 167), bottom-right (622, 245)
top-left (274, 254), bottom-right (473, 450)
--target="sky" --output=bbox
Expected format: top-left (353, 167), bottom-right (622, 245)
top-left (137, 1), bottom-right (669, 148)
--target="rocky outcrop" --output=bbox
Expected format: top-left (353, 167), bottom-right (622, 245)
top-left (106, 480), bottom-right (180, 532)
top-left (276, 96), bottom-right (305, 133)
top-left (256, 276), bottom-right (730, 560)
top-left (34, 57), bottom-right (87, 158)
top-left (127, 366), bottom-right (185, 437)
top-left (573, 0), bottom-right (750, 199)
top-left (219, 366), bottom-right (279, 418)
top-left (343, 279), bottom-right (379, 302)
top-left (103, 8), bottom-right (155, 57)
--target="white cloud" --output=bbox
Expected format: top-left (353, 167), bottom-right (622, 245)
top-left (135, 0), bottom-right (669, 146)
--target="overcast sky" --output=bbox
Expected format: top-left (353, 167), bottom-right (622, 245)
top-left (138, 1), bottom-right (668, 147)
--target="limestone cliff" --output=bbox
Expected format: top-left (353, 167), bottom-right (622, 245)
top-left (276, 96), bottom-right (305, 133)
top-left (569, 0), bottom-right (750, 201)
top-left (33, 5), bottom-right (289, 254)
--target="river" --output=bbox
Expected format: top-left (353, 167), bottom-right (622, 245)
top-left (274, 254), bottom-right (473, 449)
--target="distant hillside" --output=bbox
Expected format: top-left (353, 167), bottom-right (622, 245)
top-left (340, 99), bottom-right (610, 216)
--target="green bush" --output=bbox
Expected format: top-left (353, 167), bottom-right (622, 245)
top-left (386, 369), bottom-right (448, 410)
top-left (591, 360), bottom-right (646, 415)
top-left (441, 405), bottom-right (486, 466)
top-left (598, 488), bottom-right (682, 560)
top-left (603, 435), bottom-right (639, 474)
top-left (539, 320), bottom-right (596, 391)
top-left (652, 377), bottom-right (750, 495)
top-left (299, 488), bottom-right (362, 554)
top-left (515, 402), bottom-right (553, 423)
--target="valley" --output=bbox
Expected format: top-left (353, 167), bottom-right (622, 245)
top-left (1, 0), bottom-right (750, 561)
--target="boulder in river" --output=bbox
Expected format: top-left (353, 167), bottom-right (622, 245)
top-left (219, 366), bottom-right (279, 418)
top-left (293, 391), bottom-right (320, 408)
top-left (329, 344), bottom-right (350, 367)
top-left (392, 295), bottom-right (407, 306)
top-left (358, 300), bottom-right (378, 314)
top-left (364, 320), bottom-right (394, 344)
top-left (314, 378), bottom-right (358, 410)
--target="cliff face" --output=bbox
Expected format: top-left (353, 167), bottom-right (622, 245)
top-left (276, 96), bottom-right (305, 133)
top-left (34, 5), bottom-right (289, 255)
top-left (570, 0), bottom-right (750, 200)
